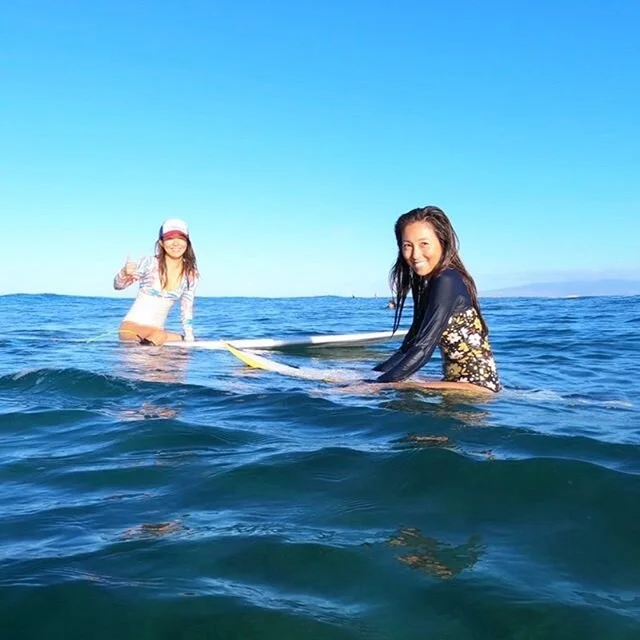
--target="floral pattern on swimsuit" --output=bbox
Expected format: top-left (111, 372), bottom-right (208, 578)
top-left (440, 308), bottom-right (501, 392)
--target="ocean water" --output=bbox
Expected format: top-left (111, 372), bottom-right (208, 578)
top-left (0, 293), bottom-right (639, 639)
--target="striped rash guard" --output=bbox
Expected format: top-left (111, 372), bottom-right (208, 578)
top-left (113, 256), bottom-right (198, 340)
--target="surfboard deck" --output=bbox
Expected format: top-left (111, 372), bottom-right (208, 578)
top-left (224, 342), bottom-right (364, 383)
top-left (165, 329), bottom-right (407, 351)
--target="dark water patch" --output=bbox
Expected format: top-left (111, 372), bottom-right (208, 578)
top-left (0, 367), bottom-right (138, 398)
top-left (0, 408), bottom-right (108, 431)
top-left (408, 578), bottom-right (640, 640)
top-left (0, 583), bottom-right (373, 640)
top-left (477, 430), bottom-right (640, 474)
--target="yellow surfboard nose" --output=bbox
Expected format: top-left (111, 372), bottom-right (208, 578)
top-left (223, 342), bottom-right (272, 371)
top-left (223, 341), bottom-right (360, 384)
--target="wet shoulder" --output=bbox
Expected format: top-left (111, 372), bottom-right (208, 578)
top-left (432, 268), bottom-right (466, 292)
top-left (429, 270), bottom-right (473, 311)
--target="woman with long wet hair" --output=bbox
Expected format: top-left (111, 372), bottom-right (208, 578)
top-left (374, 206), bottom-right (500, 392)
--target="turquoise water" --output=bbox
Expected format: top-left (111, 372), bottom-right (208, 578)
top-left (1, 294), bottom-right (639, 639)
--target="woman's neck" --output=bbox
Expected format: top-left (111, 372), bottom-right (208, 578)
top-left (165, 255), bottom-right (184, 270)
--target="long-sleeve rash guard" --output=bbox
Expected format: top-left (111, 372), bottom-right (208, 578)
top-left (113, 256), bottom-right (198, 340)
top-left (373, 268), bottom-right (500, 391)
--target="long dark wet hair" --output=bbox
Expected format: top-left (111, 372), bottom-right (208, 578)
top-left (155, 237), bottom-right (199, 290)
top-left (389, 205), bottom-right (488, 334)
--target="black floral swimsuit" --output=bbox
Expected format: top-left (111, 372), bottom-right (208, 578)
top-left (373, 268), bottom-right (501, 392)
top-left (440, 307), bottom-right (500, 392)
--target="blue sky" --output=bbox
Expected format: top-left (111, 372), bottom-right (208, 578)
top-left (2, 0), bottom-right (638, 297)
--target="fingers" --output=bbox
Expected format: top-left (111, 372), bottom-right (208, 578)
top-left (123, 255), bottom-right (137, 275)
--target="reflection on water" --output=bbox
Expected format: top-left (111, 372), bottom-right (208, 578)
top-left (118, 403), bottom-right (179, 420)
top-left (400, 434), bottom-right (453, 447)
top-left (122, 520), bottom-right (187, 540)
top-left (387, 527), bottom-right (484, 579)
top-left (383, 392), bottom-right (493, 426)
top-left (117, 343), bottom-right (191, 383)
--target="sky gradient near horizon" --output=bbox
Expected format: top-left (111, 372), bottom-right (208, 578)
top-left (2, 0), bottom-right (639, 298)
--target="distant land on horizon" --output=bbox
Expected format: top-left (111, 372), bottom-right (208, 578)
top-left (482, 278), bottom-right (640, 298)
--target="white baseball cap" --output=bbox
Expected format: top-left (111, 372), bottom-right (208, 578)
top-left (160, 218), bottom-right (189, 240)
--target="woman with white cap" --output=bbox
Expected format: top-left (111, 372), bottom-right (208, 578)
top-left (113, 219), bottom-right (199, 345)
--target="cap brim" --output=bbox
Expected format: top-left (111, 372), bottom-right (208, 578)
top-left (162, 231), bottom-right (189, 240)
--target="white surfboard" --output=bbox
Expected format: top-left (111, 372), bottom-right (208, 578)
top-left (164, 329), bottom-right (407, 351)
top-left (224, 342), bottom-right (364, 383)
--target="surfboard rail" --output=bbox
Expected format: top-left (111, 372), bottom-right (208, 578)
top-left (224, 342), bottom-right (364, 383)
top-left (165, 329), bottom-right (407, 351)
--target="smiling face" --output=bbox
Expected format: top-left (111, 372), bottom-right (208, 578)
top-left (161, 234), bottom-right (188, 260)
top-left (400, 220), bottom-right (443, 277)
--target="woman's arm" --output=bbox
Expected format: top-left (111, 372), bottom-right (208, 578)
top-left (375, 271), bottom-right (469, 383)
top-left (180, 275), bottom-right (198, 341)
top-left (113, 257), bottom-right (148, 290)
